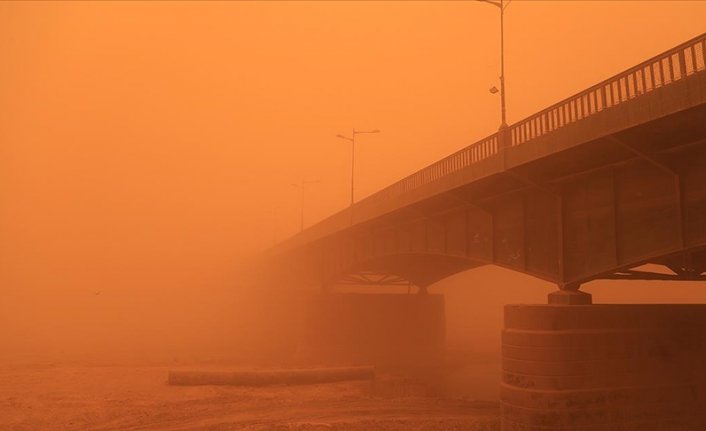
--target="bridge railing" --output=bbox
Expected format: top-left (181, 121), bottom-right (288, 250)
top-left (368, 133), bottom-right (499, 203)
top-left (511, 33), bottom-right (706, 146)
top-left (362, 33), bottom-right (705, 209)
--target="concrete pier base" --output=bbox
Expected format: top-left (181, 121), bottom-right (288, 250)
top-left (299, 293), bottom-right (445, 367)
top-left (501, 304), bottom-right (706, 430)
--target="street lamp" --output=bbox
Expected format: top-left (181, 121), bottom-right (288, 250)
top-left (291, 179), bottom-right (319, 233)
top-left (476, 0), bottom-right (511, 130)
top-left (336, 128), bottom-right (380, 224)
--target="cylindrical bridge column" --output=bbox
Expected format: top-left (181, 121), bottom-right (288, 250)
top-left (501, 304), bottom-right (706, 430)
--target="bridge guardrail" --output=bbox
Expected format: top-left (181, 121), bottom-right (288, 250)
top-left (511, 33), bottom-right (706, 146)
top-left (362, 32), bottom-right (706, 208)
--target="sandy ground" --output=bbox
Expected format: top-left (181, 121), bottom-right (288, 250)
top-left (0, 364), bottom-right (500, 431)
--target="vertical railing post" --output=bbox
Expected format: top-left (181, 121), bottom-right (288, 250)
top-left (678, 49), bottom-right (687, 80)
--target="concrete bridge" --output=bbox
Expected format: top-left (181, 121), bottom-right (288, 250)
top-left (271, 32), bottom-right (706, 303)
top-left (265, 33), bottom-right (706, 430)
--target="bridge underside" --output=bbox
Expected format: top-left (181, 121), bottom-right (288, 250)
top-left (336, 253), bottom-right (483, 288)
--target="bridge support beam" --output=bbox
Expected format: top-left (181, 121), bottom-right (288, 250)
top-left (502, 304), bottom-right (706, 430)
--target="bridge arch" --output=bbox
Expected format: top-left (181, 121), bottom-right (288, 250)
top-left (325, 252), bottom-right (486, 290)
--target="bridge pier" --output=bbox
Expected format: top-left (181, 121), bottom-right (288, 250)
top-left (501, 304), bottom-right (706, 430)
top-left (298, 292), bottom-right (445, 367)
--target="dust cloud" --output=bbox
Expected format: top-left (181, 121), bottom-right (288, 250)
top-left (1, 1), bottom-right (706, 430)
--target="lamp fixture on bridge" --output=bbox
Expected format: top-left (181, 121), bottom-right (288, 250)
top-left (336, 128), bottom-right (381, 225)
top-left (476, 0), bottom-right (511, 130)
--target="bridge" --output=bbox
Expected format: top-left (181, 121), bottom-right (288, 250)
top-left (264, 33), bottom-right (706, 431)
top-left (270, 32), bottom-right (706, 303)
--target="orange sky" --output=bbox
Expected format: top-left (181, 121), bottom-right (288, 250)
top-left (1, 1), bottom-right (706, 362)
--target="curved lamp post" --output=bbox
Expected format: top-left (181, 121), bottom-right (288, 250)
top-left (476, 0), bottom-right (511, 130)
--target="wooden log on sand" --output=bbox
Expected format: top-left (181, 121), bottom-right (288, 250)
top-left (168, 366), bottom-right (375, 386)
